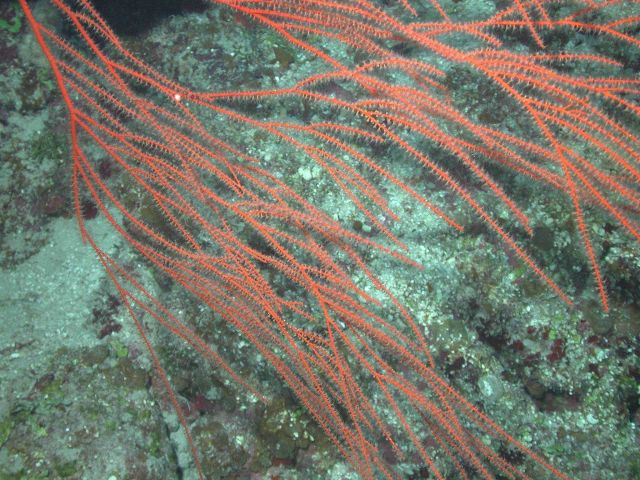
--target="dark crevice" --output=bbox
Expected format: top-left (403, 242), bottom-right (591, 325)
top-left (89, 0), bottom-right (208, 36)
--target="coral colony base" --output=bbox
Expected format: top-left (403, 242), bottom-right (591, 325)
top-left (1, 0), bottom-right (639, 478)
